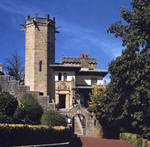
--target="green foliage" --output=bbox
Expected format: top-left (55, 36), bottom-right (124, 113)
top-left (88, 85), bottom-right (107, 116)
top-left (88, 0), bottom-right (150, 139)
top-left (41, 110), bottom-right (67, 127)
top-left (0, 92), bottom-right (18, 117)
top-left (19, 94), bottom-right (43, 124)
top-left (0, 113), bottom-right (13, 123)
top-left (0, 124), bottom-right (72, 146)
top-left (13, 106), bottom-right (26, 124)
top-left (120, 133), bottom-right (149, 147)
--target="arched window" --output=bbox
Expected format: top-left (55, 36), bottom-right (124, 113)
top-left (58, 73), bottom-right (62, 81)
top-left (39, 61), bottom-right (42, 72)
top-left (64, 73), bottom-right (67, 81)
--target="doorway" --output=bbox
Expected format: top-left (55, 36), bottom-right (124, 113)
top-left (59, 94), bottom-right (66, 108)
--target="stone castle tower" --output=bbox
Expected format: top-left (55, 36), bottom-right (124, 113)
top-left (24, 13), bottom-right (55, 97)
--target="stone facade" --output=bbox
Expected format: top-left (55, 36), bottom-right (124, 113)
top-left (67, 105), bottom-right (103, 137)
top-left (51, 55), bottom-right (107, 110)
top-left (24, 14), bottom-right (55, 97)
top-left (55, 81), bottom-right (75, 109)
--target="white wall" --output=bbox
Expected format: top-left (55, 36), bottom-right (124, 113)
top-left (76, 76), bottom-right (103, 86)
top-left (55, 71), bottom-right (75, 81)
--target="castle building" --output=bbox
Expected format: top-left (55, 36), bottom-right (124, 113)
top-left (23, 14), bottom-right (108, 111)
top-left (50, 53), bottom-right (107, 110)
top-left (0, 13), bottom-right (108, 137)
top-left (15, 13), bottom-right (109, 137)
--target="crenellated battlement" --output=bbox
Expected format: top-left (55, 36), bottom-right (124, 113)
top-left (25, 13), bottom-right (55, 26)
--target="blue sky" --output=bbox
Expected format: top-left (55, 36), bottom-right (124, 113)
top-left (0, 0), bottom-right (131, 83)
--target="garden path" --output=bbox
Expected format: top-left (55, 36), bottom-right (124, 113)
top-left (80, 137), bottom-right (135, 147)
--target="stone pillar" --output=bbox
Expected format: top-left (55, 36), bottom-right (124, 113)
top-left (0, 64), bottom-right (3, 72)
top-left (66, 94), bottom-right (70, 109)
top-left (55, 94), bottom-right (59, 105)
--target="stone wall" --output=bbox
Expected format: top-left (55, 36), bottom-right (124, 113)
top-left (68, 105), bottom-right (103, 138)
top-left (0, 75), bottom-right (54, 111)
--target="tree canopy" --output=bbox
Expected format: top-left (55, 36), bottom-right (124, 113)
top-left (89, 0), bottom-right (150, 139)
top-left (0, 92), bottom-right (18, 117)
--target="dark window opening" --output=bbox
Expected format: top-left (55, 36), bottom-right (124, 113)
top-left (94, 120), bottom-right (96, 126)
top-left (91, 78), bottom-right (97, 85)
top-left (39, 92), bottom-right (43, 96)
top-left (58, 73), bottom-right (62, 81)
top-left (64, 73), bottom-right (67, 81)
top-left (39, 61), bottom-right (42, 72)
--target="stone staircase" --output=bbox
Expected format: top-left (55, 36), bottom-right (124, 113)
top-left (74, 114), bottom-right (84, 136)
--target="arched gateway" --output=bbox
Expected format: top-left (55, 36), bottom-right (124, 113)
top-left (68, 104), bottom-right (103, 138)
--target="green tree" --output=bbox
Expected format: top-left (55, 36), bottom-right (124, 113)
top-left (41, 110), bottom-right (67, 127)
top-left (88, 85), bottom-right (107, 115)
top-left (0, 92), bottom-right (18, 117)
top-left (106, 0), bottom-right (150, 138)
top-left (88, 0), bottom-right (150, 139)
top-left (19, 94), bottom-right (43, 124)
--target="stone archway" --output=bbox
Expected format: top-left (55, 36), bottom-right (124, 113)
top-left (68, 104), bottom-right (103, 138)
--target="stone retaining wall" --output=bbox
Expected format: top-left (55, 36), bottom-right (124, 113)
top-left (0, 75), bottom-right (55, 111)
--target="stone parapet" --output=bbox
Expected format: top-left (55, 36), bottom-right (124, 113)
top-left (25, 13), bottom-right (55, 26)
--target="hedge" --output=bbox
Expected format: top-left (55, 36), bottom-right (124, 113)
top-left (41, 110), bottom-right (67, 127)
top-left (120, 133), bottom-right (150, 147)
top-left (0, 124), bottom-right (73, 146)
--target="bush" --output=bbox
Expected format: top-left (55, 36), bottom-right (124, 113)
top-left (0, 113), bottom-right (13, 123)
top-left (0, 92), bottom-right (18, 116)
top-left (0, 124), bottom-right (72, 146)
top-left (120, 133), bottom-right (149, 147)
top-left (13, 106), bottom-right (26, 124)
top-left (19, 94), bottom-right (43, 124)
top-left (41, 110), bottom-right (67, 127)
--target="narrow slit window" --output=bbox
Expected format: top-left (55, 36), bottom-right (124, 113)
top-left (39, 61), bottom-right (42, 72)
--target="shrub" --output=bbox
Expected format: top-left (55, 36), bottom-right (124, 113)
top-left (41, 110), bottom-right (67, 127)
top-left (0, 113), bottom-right (13, 123)
top-left (13, 106), bottom-right (26, 124)
top-left (120, 133), bottom-right (149, 147)
top-left (0, 92), bottom-right (18, 116)
top-left (0, 124), bottom-right (72, 146)
top-left (20, 94), bottom-right (43, 124)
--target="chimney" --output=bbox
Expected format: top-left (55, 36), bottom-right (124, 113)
top-left (80, 53), bottom-right (88, 59)
top-left (0, 64), bottom-right (3, 72)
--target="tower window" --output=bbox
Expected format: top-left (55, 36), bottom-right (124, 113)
top-left (58, 73), bottom-right (62, 81)
top-left (39, 61), bottom-right (42, 72)
top-left (64, 73), bottom-right (67, 81)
